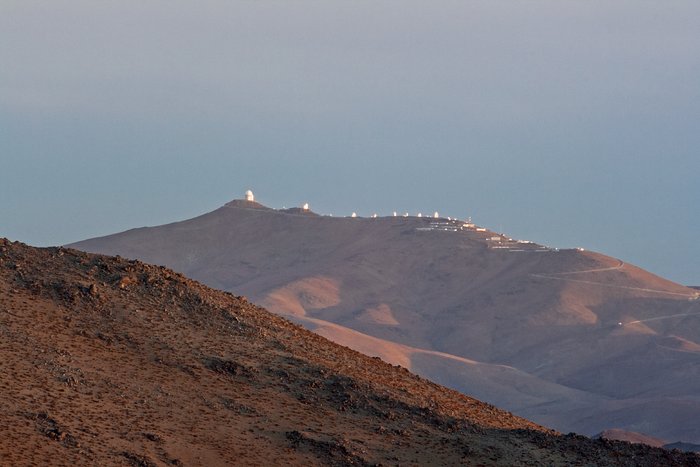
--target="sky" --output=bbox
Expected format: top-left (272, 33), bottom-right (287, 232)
top-left (1, 1), bottom-right (699, 284)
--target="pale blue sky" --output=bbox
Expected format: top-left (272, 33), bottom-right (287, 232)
top-left (1, 1), bottom-right (699, 284)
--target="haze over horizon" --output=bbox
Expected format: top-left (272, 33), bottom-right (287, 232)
top-left (1, 1), bottom-right (699, 284)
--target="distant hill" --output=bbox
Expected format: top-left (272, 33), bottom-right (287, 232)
top-left (6, 240), bottom-right (699, 465)
top-left (595, 429), bottom-right (666, 447)
top-left (665, 442), bottom-right (700, 453)
top-left (69, 198), bottom-right (700, 444)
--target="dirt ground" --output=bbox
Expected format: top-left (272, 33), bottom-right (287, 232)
top-left (1, 238), bottom-right (698, 466)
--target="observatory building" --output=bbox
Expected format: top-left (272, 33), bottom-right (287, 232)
top-left (245, 190), bottom-right (255, 202)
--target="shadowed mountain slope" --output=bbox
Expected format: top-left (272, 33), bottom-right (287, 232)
top-left (68, 199), bottom-right (700, 444)
top-left (5, 240), bottom-right (700, 465)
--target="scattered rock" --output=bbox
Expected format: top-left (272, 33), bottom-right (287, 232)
top-left (122, 451), bottom-right (157, 467)
top-left (33, 412), bottom-right (79, 448)
top-left (203, 356), bottom-right (256, 379)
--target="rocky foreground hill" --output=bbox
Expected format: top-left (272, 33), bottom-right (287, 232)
top-left (69, 198), bottom-right (700, 444)
top-left (1, 238), bottom-right (698, 466)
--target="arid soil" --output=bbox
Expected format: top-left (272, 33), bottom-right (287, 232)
top-left (68, 199), bottom-right (700, 444)
top-left (2, 239), bottom-right (698, 466)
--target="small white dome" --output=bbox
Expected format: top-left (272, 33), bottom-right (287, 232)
top-left (302, 202), bottom-right (309, 210)
top-left (245, 190), bottom-right (254, 202)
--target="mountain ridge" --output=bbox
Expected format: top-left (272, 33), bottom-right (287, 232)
top-left (67, 198), bottom-right (700, 444)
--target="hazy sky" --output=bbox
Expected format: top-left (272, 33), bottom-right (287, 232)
top-left (2, 1), bottom-right (699, 284)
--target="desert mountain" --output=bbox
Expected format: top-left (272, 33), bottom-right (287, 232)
top-left (68, 197), bottom-right (700, 444)
top-left (594, 429), bottom-right (700, 453)
top-left (595, 430), bottom-right (700, 453)
top-left (6, 240), bottom-right (699, 465)
top-left (595, 429), bottom-right (667, 448)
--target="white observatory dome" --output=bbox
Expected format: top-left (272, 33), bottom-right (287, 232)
top-left (245, 190), bottom-right (254, 202)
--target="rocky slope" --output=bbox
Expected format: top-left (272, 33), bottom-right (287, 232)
top-left (5, 239), bottom-right (700, 465)
top-left (68, 198), bottom-right (700, 444)
top-left (5, 239), bottom-right (700, 466)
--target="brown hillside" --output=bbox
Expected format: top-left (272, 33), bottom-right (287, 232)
top-left (67, 200), bottom-right (700, 443)
top-left (2, 239), bottom-right (699, 466)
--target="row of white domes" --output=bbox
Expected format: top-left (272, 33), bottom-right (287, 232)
top-left (245, 190), bottom-right (443, 218)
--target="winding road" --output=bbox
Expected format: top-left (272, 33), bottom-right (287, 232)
top-left (531, 260), bottom-right (700, 299)
top-left (625, 308), bottom-right (700, 326)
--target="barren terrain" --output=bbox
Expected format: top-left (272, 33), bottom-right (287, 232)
top-left (6, 239), bottom-right (700, 465)
top-left (69, 199), bottom-right (700, 444)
